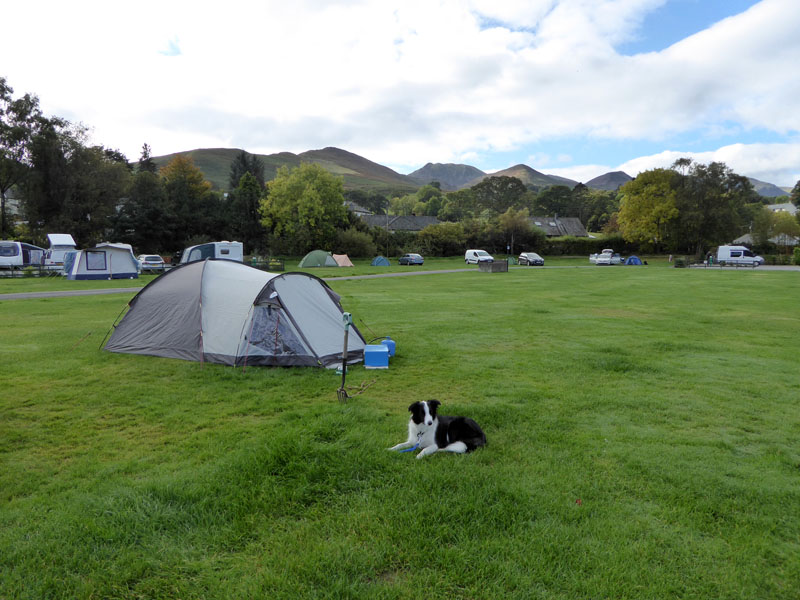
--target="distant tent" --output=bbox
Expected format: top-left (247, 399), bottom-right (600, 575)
top-left (371, 256), bottom-right (390, 267)
top-left (624, 255), bottom-right (643, 265)
top-left (298, 250), bottom-right (338, 268)
top-left (332, 254), bottom-right (354, 267)
top-left (104, 259), bottom-right (365, 368)
top-left (64, 243), bottom-right (139, 280)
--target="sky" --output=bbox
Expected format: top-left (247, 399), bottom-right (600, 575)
top-left (4, 0), bottom-right (800, 187)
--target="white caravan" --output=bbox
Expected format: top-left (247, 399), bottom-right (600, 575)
top-left (44, 233), bottom-right (77, 269)
top-left (180, 241), bottom-right (244, 264)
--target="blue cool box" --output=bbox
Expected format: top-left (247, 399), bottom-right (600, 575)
top-left (364, 344), bottom-right (389, 369)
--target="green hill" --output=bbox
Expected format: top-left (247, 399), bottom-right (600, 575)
top-left (465, 164), bottom-right (578, 190)
top-left (407, 162), bottom-right (486, 190)
top-left (152, 147), bottom-right (418, 196)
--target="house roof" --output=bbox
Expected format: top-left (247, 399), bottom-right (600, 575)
top-left (766, 202), bottom-right (797, 215)
top-left (344, 201), bottom-right (372, 216)
top-left (733, 233), bottom-right (798, 246)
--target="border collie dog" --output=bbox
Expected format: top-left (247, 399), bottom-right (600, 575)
top-left (389, 400), bottom-right (486, 459)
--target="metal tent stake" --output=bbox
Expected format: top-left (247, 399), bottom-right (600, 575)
top-left (337, 312), bottom-right (353, 401)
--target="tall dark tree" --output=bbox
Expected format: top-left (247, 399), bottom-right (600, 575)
top-left (229, 171), bottom-right (266, 253)
top-left (22, 117), bottom-right (130, 247)
top-left (161, 154), bottom-right (224, 249)
top-left (534, 185), bottom-right (575, 217)
top-left (668, 159), bottom-right (755, 256)
top-left (137, 143), bottom-right (158, 174)
top-left (471, 175), bottom-right (528, 214)
top-left (791, 180), bottom-right (800, 205)
top-left (0, 77), bottom-right (43, 237)
top-left (343, 189), bottom-right (388, 215)
top-left (111, 169), bottom-right (170, 252)
top-left (21, 116), bottom-right (81, 241)
top-left (228, 150), bottom-right (265, 190)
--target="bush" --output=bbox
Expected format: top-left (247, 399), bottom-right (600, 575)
top-left (794, 247), bottom-right (800, 265)
top-left (673, 257), bottom-right (687, 268)
top-left (334, 228), bottom-right (377, 258)
top-left (417, 222), bottom-right (465, 256)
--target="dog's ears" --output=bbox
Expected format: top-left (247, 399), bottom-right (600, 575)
top-left (428, 399), bottom-right (441, 409)
top-left (408, 401), bottom-right (422, 412)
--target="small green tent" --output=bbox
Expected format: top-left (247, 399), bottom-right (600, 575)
top-left (371, 256), bottom-right (390, 266)
top-left (299, 250), bottom-right (338, 268)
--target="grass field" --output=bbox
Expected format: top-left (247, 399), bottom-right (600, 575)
top-left (1, 265), bottom-right (798, 598)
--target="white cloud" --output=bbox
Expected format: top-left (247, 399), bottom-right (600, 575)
top-left (3, 0), bottom-right (798, 186)
top-left (617, 143), bottom-right (800, 187)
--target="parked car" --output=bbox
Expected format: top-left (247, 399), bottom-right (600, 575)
top-left (590, 248), bottom-right (613, 264)
top-left (591, 249), bottom-right (622, 265)
top-left (398, 253), bottom-right (424, 265)
top-left (137, 254), bottom-right (166, 272)
top-left (465, 249), bottom-right (494, 264)
top-left (518, 252), bottom-right (544, 266)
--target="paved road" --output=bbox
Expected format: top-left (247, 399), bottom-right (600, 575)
top-left (2, 264), bottom-right (797, 301)
top-left (0, 268), bottom-right (482, 301)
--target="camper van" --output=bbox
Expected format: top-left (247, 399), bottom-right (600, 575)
top-left (179, 241), bottom-right (244, 264)
top-left (44, 233), bottom-right (77, 269)
top-left (716, 245), bottom-right (764, 267)
top-left (0, 241), bottom-right (45, 269)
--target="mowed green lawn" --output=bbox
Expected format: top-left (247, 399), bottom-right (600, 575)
top-left (1, 266), bottom-right (798, 599)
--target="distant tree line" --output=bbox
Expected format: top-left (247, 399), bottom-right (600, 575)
top-left (3, 76), bottom-right (798, 259)
top-left (617, 158), bottom-right (800, 257)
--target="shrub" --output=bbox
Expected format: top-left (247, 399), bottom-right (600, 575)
top-left (334, 228), bottom-right (376, 258)
top-left (673, 257), bottom-right (687, 268)
top-left (794, 247), bottom-right (800, 265)
top-left (417, 222), bottom-right (465, 256)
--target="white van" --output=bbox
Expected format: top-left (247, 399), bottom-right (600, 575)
top-left (716, 245), bottom-right (764, 267)
top-left (180, 241), bottom-right (244, 264)
top-left (465, 249), bottom-right (494, 264)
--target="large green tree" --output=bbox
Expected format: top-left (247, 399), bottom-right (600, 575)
top-left (668, 160), bottom-right (755, 256)
top-left (0, 77), bottom-right (43, 237)
top-left (260, 163), bottom-right (347, 254)
top-left (23, 127), bottom-right (130, 246)
top-left (498, 206), bottom-right (535, 255)
top-left (161, 154), bottom-right (224, 249)
top-left (471, 176), bottom-right (529, 214)
top-left (534, 185), bottom-right (574, 217)
top-left (771, 211), bottom-right (800, 252)
top-left (617, 169), bottom-right (679, 252)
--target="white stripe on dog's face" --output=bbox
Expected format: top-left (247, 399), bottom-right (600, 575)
top-left (422, 401), bottom-right (434, 426)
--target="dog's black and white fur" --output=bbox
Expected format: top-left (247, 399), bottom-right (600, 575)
top-left (388, 400), bottom-right (486, 459)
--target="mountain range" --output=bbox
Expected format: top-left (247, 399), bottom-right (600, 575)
top-left (153, 147), bottom-right (791, 198)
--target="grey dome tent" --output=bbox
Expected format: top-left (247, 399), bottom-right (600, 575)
top-left (624, 255), bottom-right (643, 265)
top-left (298, 250), bottom-right (337, 267)
top-left (104, 259), bottom-right (365, 368)
top-left (370, 256), bottom-right (390, 266)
